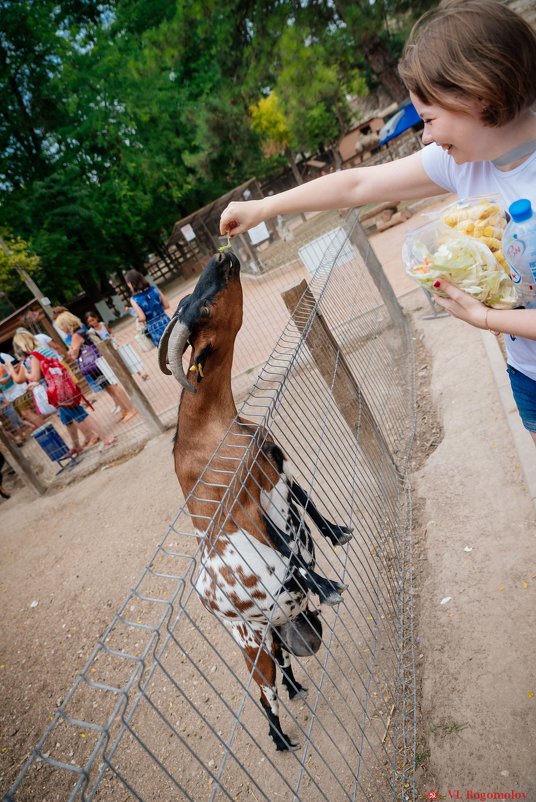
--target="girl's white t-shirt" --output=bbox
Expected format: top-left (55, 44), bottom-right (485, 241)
top-left (421, 143), bottom-right (536, 381)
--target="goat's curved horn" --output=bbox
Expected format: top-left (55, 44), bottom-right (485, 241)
top-left (157, 316), bottom-right (179, 375)
top-left (168, 320), bottom-right (197, 393)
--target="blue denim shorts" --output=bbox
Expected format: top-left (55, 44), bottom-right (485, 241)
top-left (507, 365), bottom-right (536, 432)
top-left (58, 405), bottom-right (88, 426)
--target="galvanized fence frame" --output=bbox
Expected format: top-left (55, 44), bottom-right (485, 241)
top-left (5, 212), bottom-right (417, 802)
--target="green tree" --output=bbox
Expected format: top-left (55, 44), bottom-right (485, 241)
top-left (0, 231), bottom-right (40, 308)
top-left (250, 92), bottom-right (301, 184)
top-left (275, 25), bottom-right (367, 154)
top-left (0, 0), bottom-right (434, 305)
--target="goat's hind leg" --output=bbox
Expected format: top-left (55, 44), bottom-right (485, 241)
top-left (291, 481), bottom-right (353, 547)
top-left (274, 634), bottom-right (308, 701)
top-left (243, 644), bottom-right (299, 752)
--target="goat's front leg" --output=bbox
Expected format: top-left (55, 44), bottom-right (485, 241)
top-left (291, 481), bottom-right (353, 547)
top-left (273, 634), bottom-right (308, 700)
top-left (263, 515), bottom-right (348, 606)
top-left (243, 645), bottom-right (299, 752)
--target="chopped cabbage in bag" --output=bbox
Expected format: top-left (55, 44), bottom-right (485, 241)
top-left (403, 221), bottom-right (519, 309)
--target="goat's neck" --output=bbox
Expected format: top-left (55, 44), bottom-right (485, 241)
top-left (178, 350), bottom-right (237, 439)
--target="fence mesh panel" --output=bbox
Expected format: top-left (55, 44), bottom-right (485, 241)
top-left (6, 216), bottom-right (417, 802)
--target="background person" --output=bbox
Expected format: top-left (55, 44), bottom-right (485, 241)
top-left (11, 331), bottom-right (115, 454)
top-left (85, 310), bottom-right (149, 381)
top-left (15, 326), bottom-right (64, 357)
top-left (220, 0), bottom-right (536, 444)
top-left (55, 312), bottom-right (137, 423)
top-left (0, 355), bottom-right (43, 430)
top-left (124, 269), bottom-right (170, 346)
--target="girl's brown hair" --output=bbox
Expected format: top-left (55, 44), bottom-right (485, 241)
top-left (398, 0), bottom-right (536, 127)
top-left (124, 269), bottom-right (150, 293)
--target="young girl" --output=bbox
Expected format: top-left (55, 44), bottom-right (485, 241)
top-left (55, 312), bottom-right (138, 423)
top-left (124, 270), bottom-right (170, 347)
top-left (85, 311), bottom-right (149, 381)
top-left (219, 0), bottom-right (536, 443)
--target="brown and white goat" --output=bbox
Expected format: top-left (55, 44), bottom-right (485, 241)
top-left (158, 251), bottom-right (352, 751)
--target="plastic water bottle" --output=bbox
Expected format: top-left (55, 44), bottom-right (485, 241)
top-left (503, 198), bottom-right (536, 308)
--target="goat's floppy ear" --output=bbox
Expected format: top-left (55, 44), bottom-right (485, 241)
top-left (176, 294), bottom-right (191, 319)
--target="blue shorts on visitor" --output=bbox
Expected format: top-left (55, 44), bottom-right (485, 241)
top-left (58, 405), bottom-right (88, 426)
top-left (507, 365), bottom-right (536, 432)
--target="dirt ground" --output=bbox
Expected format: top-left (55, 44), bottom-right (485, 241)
top-left (0, 310), bottom-right (435, 802)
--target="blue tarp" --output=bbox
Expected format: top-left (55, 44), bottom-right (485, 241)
top-left (379, 102), bottom-right (422, 145)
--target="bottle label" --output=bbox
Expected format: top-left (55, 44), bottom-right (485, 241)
top-left (509, 264), bottom-right (522, 284)
top-left (504, 231), bottom-right (536, 288)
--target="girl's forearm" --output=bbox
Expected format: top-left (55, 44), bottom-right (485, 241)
top-left (486, 308), bottom-right (536, 340)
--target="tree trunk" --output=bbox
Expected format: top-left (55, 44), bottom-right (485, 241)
top-left (285, 147), bottom-right (303, 186)
top-left (363, 36), bottom-right (407, 103)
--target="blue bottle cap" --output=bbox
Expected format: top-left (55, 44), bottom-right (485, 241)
top-left (508, 198), bottom-right (533, 222)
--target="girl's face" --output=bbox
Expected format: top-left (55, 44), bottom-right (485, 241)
top-left (87, 316), bottom-right (98, 328)
top-left (410, 92), bottom-right (497, 164)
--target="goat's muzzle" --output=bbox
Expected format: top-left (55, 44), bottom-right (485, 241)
top-left (158, 316), bottom-right (196, 393)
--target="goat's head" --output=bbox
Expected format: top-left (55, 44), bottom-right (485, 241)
top-left (158, 250), bottom-right (242, 392)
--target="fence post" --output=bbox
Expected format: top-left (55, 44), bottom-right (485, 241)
top-left (0, 427), bottom-right (47, 496)
top-left (281, 279), bottom-right (396, 471)
top-left (344, 209), bottom-right (406, 330)
top-left (97, 340), bottom-right (166, 437)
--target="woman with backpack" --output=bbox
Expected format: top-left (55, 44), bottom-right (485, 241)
top-left (55, 312), bottom-right (137, 423)
top-left (10, 331), bottom-right (115, 454)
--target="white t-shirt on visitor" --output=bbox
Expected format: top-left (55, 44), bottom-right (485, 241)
top-left (420, 143), bottom-right (536, 382)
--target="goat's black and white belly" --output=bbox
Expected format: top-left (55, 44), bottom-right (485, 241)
top-left (195, 529), bottom-right (309, 628)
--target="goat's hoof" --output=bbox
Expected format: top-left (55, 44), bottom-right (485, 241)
top-left (275, 735), bottom-right (300, 752)
top-left (329, 525), bottom-right (353, 546)
top-left (320, 591), bottom-right (343, 606)
top-left (288, 683), bottom-right (308, 700)
top-left (319, 581), bottom-right (348, 606)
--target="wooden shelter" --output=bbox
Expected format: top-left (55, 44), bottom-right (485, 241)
top-left (338, 116), bottom-right (385, 167)
top-left (168, 178), bottom-right (277, 275)
top-left (0, 300), bottom-right (65, 357)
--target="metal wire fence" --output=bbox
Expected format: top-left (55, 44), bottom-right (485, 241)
top-left (1, 213), bottom-right (352, 493)
top-left (5, 211), bottom-right (417, 801)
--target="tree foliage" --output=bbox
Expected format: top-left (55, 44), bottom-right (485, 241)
top-left (0, 0), bottom-right (438, 305)
top-left (0, 231), bottom-right (40, 309)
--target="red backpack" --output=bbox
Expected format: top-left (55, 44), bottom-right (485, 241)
top-left (29, 351), bottom-right (91, 410)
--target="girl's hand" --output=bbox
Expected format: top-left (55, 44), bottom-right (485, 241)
top-left (220, 199), bottom-right (266, 237)
top-left (433, 280), bottom-right (488, 330)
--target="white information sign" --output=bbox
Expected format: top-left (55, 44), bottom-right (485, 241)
top-left (181, 224), bottom-right (196, 242)
top-left (247, 221), bottom-right (270, 245)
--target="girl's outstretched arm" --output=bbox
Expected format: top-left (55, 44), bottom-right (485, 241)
top-left (220, 150), bottom-right (446, 236)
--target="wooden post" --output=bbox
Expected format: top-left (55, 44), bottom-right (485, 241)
top-left (97, 340), bottom-right (166, 437)
top-left (281, 279), bottom-right (395, 470)
top-left (344, 209), bottom-right (405, 330)
top-left (0, 428), bottom-right (47, 496)
top-left (237, 232), bottom-right (262, 274)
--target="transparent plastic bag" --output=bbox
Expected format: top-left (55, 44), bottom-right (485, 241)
top-left (438, 195), bottom-right (508, 273)
top-left (403, 218), bottom-right (519, 309)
